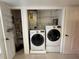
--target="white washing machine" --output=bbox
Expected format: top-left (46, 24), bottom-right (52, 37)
top-left (30, 30), bottom-right (46, 53)
top-left (46, 26), bottom-right (61, 52)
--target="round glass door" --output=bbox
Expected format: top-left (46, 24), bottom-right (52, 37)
top-left (47, 29), bottom-right (60, 41)
top-left (31, 34), bottom-right (44, 46)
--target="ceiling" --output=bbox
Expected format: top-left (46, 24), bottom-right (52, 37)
top-left (0, 0), bottom-right (79, 7)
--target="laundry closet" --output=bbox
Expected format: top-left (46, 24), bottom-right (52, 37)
top-left (27, 9), bottom-right (63, 53)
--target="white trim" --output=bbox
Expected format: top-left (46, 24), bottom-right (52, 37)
top-left (11, 6), bottom-right (64, 9)
top-left (21, 8), bottom-right (29, 54)
top-left (60, 8), bottom-right (65, 54)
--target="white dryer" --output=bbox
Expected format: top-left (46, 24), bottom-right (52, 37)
top-left (30, 30), bottom-right (46, 53)
top-left (46, 26), bottom-right (61, 52)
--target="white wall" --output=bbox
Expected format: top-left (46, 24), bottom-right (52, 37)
top-left (1, 0), bottom-right (79, 7)
top-left (0, 19), bottom-right (5, 59)
top-left (0, 8), bottom-right (6, 59)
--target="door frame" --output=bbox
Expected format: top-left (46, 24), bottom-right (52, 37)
top-left (11, 7), bottom-right (65, 54)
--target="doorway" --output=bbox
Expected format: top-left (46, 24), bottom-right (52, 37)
top-left (11, 9), bottom-right (24, 52)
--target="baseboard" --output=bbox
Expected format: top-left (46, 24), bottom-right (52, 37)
top-left (62, 50), bottom-right (79, 54)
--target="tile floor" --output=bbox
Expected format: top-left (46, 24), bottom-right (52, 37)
top-left (13, 50), bottom-right (79, 59)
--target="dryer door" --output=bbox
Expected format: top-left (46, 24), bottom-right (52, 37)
top-left (47, 29), bottom-right (60, 41)
top-left (31, 34), bottom-right (44, 46)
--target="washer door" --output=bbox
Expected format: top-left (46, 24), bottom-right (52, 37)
top-left (47, 29), bottom-right (60, 41)
top-left (31, 34), bottom-right (44, 46)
